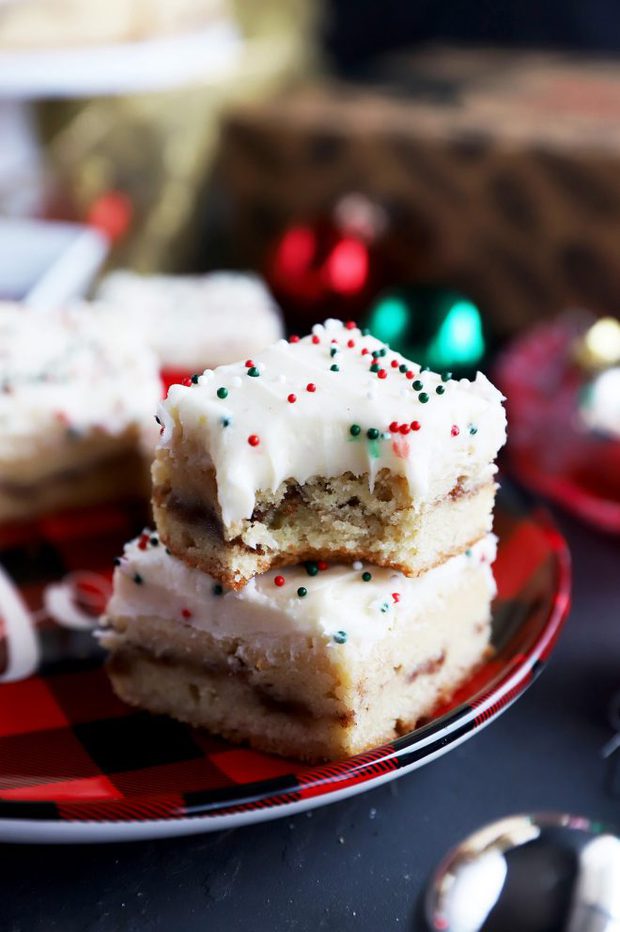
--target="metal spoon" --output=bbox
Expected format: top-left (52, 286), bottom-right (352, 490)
top-left (425, 813), bottom-right (620, 931)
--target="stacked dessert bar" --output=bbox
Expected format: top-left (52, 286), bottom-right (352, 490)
top-left (103, 319), bottom-right (506, 761)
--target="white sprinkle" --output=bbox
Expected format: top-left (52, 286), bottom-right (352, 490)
top-left (353, 561), bottom-right (363, 570)
top-left (277, 373), bottom-right (287, 384)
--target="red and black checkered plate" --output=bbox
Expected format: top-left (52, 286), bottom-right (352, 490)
top-left (0, 484), bottom-right (570, 843)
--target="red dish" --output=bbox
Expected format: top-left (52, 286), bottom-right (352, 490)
top-left (495, 314), bottom-right (620, 532)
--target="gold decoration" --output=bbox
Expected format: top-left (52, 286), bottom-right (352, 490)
top-left (576, 316), bottom-right (620, 371)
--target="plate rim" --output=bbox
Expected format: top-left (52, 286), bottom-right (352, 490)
top-left (0, 498), bottom-right (571, 843)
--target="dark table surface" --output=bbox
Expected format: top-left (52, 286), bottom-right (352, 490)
top-left (3, 504), bottom-right (619, 932)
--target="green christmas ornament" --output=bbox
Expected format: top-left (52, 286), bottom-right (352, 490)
top-left (361, 286), bottom-right (488, 375)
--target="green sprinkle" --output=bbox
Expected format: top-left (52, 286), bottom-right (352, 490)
top-left (191, 374), bottom-right (200, 384)
top-left (217, 387), bottom-right (228, 399)
top-left (247, 366), bottom-right (260, 377)
top-left (362, 328), bottom-right (370, 336)
top-left (421, 365), bottom-right (430, 372)
top-left (150, 536), bottom-right (159, 546)
top-left (442, 371), bottom-right (452, 382)
top-left (412, 380), bottom-right (424, 391)
top-left (418, 392), bottom-right (430, 404)
top-left (380, 602), bottom-right (390, 613)
top-left (469, 424), bottom-right (478, 435)
top-left (399, 364), bottom-right (407, 373)
top-left (436, 385), bottom-right (445, 395)
top-left (213, 584), bottom-right (223, 596)
top-left (350, 424), bottom-right (361, 436)
top-left (221, 417), bottom-right (231, 427)
top-left (330, 346), bottom-right (338, 357)
top-left (333, 630), bottom-right (348, 644)
top-left (465, 548), bottom-right (473, 557)
top-left (379, 348), bottom-right (387, 357)
top-left (330, 364), bottom-right (340, 372)
top-left (133, 573), bottom-right (143, 585)
top-left (305, 561), bottom-right (319, 577)
top-left (367, 427), bottom-right (380, 440)
top-left (362, 571), bottom-right (372, 582)
top-left (297, 586), bottom-right (308, 598)
top-left (372, 350), bottom-right (381, 358)
top-left (113, 557), bottom-right (121, 566)
top-left (165, 547), bottom-right (171, 555)
top-left (370, 363), bottom-right (380, 373)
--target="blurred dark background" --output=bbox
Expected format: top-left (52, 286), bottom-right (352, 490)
top-left (325, 0), bottom-right (620, 71)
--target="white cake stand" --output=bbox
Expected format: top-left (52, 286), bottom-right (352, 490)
top-left (0, 18), bottom-right (243, 219)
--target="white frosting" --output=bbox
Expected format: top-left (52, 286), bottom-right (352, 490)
top-left (158, 319), bottom-right (507, 527)
top-left (583, 368), bottom-right (620, 439)
top-left (96, 271), bottom-right (284, 371)
top-left (106, 532), bottom-right (497, 655)
top-left (0, 302), bottom-right (162, 467)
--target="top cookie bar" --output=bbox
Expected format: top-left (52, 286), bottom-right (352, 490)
top-left (152, 319), bottom-right (506, 588)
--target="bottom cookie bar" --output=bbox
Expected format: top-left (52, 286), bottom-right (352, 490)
top-left (101, 534), bottom-right (497, 762)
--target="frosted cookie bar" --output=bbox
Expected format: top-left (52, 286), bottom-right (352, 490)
top-left (102, 531), bottom-right (496, 762)
top-left (152, 319), bottom-right (506, 589)
top-left (0, 303), bottom-right (162, 523)
top-left (97, 271), bottom-right (283, 372)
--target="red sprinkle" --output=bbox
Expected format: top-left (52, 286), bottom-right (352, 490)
top-left (181, 608), bottom-right (192, 619)
top-left (181, 377), bottom-right (192, 387)
top-left (451, 425), bottom-right (460, 437)
top-left (392, 593), bottom-right (401, 603)
top-left (347, 339), bottom-right (355, 348)
top-left (389, 420), bottom-right (399, 433)
top-left (391, 359), bottom-right (399, 368)
top-left (345, 320), bottom-right (356, 330)
top-left (399, 424), bottom-right (411, 435)
top-left (405, 371), bottom-right (414, 380)
top-left (377, 369), bottom-right (387, 379)
top-left (317, 560), bottom-right (329, 571)
top-left (287, 393), bottom-right (297, 404)
top-left (245, 359), bottom-right (254, 368)
top-left (274, 575), bottom-right (286, 587)
top-left (306, 383), bottom-right (316, 393)
top-left (411, 420), bottom-right (421, 431)
top-left (137, 532), bottom-right (149, 551)
top-left (361, 348), bottom-right (370, 356)
top-left (311, 335), bottom-right (320, 344)
top-left (248, 434), bottom-right (260, 446)
top-left (289, 335), bottom-right (300, 343)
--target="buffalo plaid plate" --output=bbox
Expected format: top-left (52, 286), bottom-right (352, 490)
top-left (0, 483), bottom-right (570, 843)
